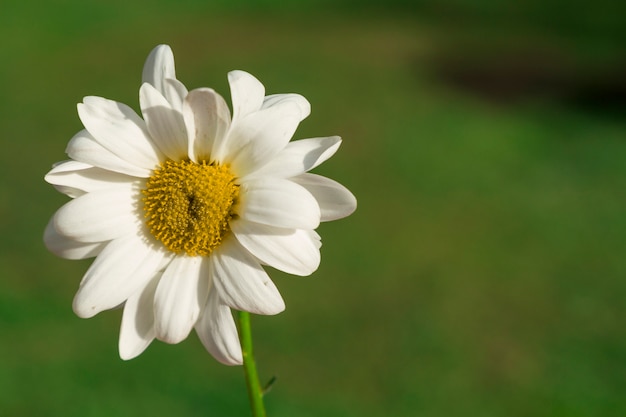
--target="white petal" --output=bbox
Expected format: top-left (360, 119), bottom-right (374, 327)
top-left (119, 274), bottom-right (159, 360)
top-left (212, 236), bottom-right (285, 315)
top-left (309, 229), bottom-right (322, 250)
top-left (231, 220), bottom-right (320, 276)
top-left (154, 256), bottom-right (210, 344)
top-left (66, 130), bottom-right (151, 177)
top-left (228, 70), bottom-right (265, 121)
top-left (53, 185), bottom-right (140, 243)
top-left (291, 174), bottom-right (357, 222)
top-left (163, 78), bottom-right (188, 112)
top-left (48, 160), bottom-right (92, 172)
top-left (140, 83), bottom-right (188, 161)
top-left (238, 178), bottom-right (320, 229)
top-left (262, 93), bottom-right (311, 121)
top-left (225, 99), bottom-right (303, 177)
top-left (182, 88), bottom-right (231, 163)
top-left (244, 136), bottom-right (341, 180)
top-left (142, 45), bottom-right (176, 97)
top-left (73, 234), bottom-right (167, 318)
top-left (78, 96), bottom-right (163, 170)
top-left (44, 218), bottom-right (105, 259)
top-left (195, 289), bottom-right (243, 365)
top-left (45, 160), bottom-right (137, 198)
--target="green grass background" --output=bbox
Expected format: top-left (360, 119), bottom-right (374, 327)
top-left (1, 1), bottom-right (625, 416)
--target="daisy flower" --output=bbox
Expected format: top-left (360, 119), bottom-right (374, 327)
top-left (44, 45), bottom-right (356, 364)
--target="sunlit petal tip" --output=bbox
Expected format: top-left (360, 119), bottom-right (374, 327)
top-left (292, 174), bottom-right (357, 222)
top-left (72, 294), bottom-right (97, 319)
top-left (228, 70), bottom-right (265, 120)
top-left (262, 93), bottom-right (312, 121)
top-left (324, 135), bottom-right (342, 152)
top-left (142, 44), bottom-right (176, 91)
top-left (119, 325), bottom-right (155, 360)
top-left (119, 342), bottom-right (151, 361)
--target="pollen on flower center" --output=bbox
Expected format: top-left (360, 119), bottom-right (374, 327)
top-left (143, 159), bottom-right (239, 257)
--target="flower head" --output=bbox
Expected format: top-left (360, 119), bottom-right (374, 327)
top-left (44, 45), bottom-right (356, 363)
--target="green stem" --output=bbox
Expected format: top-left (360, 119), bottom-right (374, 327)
top-left (237, 311), bottom-right (267, 417)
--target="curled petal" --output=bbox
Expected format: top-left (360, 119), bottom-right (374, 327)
top-left (231, 220), bottom-right (320, 276)
top-left (291, 174), bottom-right (357, 222)
top-left (195, 289), bottom-right (243, 365)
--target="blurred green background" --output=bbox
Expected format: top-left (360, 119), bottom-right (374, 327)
top-left (1, 0), bottom-right (625, 416)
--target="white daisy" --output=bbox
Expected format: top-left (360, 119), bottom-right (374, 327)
top-left (44, 45), bottom-right (356, 364)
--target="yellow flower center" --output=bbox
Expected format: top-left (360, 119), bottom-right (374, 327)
top-left (143, 159), bottom-right (239, 257)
